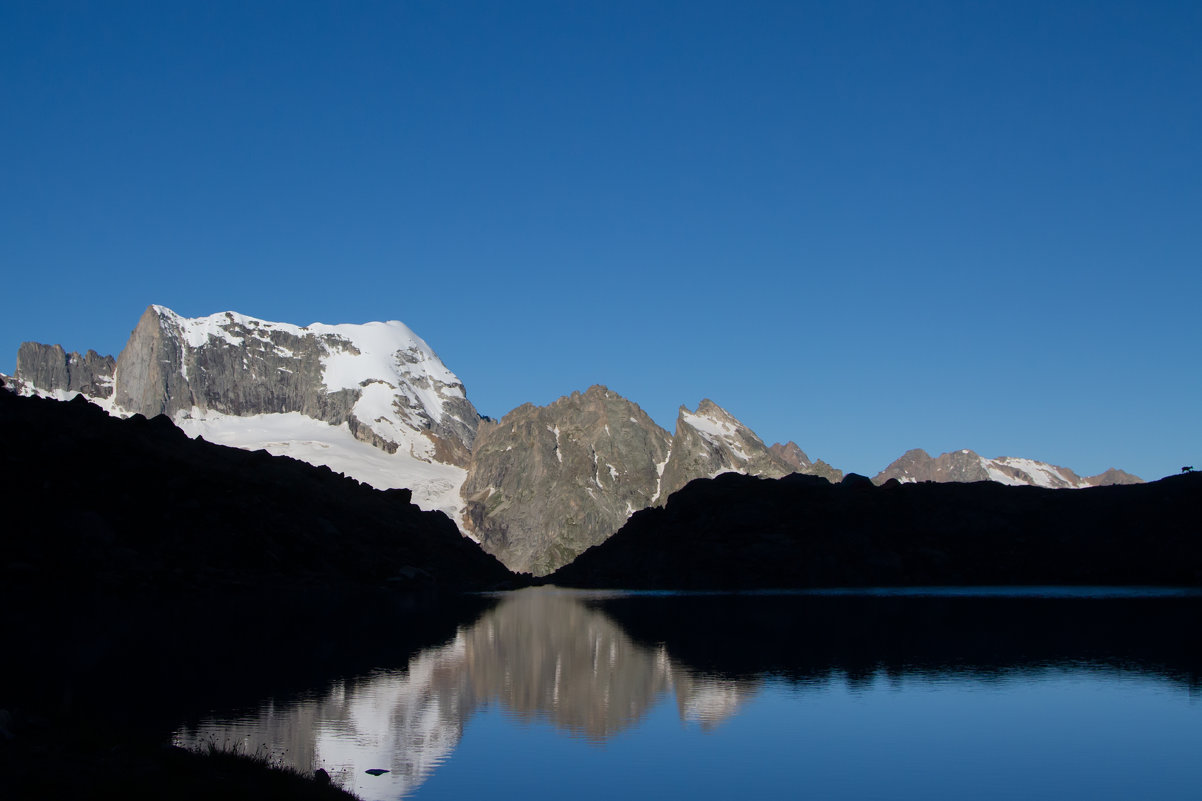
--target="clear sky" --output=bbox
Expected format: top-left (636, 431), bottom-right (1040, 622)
top-left (2, 1), bottom-right (1199, 481)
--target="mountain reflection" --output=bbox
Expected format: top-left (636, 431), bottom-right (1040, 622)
top-left (175, 589), bottom-right (755, 799)
top-left (175, 588), bottom-right (1201, 800)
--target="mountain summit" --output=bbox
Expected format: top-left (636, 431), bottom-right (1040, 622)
top-left (461, 385), bottom-right (671, 575)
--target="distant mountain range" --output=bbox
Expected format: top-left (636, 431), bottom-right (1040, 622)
top-left (874, 448), bottom-right (1142, 488)
top-left (6, 305), bottom-right (1144, 575)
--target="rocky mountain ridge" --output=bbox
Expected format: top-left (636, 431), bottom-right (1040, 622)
top-left (874, 448), bottom-right (1141, 489)
top-left (10, 305), bottom-right (1146, 577)
top-left (457, 389), bottom-right (845, 575)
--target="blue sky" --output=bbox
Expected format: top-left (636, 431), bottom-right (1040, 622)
top-left (2, 1), bottom-right (1199, 480)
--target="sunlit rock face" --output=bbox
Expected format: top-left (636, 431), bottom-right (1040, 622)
top-left (460, 391), bottom-right (846, 576)
top-left (14, 343), bottom-right (115, 399)
top-left (461, 386), bottom-right (672, 575)
top-left (656, 399), bottom-right (796, 503)
top-left (174, 590), bottom-right (755, 798)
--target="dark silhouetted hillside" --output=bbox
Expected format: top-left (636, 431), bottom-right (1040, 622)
top-left (551, 471), bottom-right (1202, 589)
top-left (0, 386), bottom-right (514, 595)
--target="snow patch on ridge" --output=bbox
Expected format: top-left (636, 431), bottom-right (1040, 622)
top-left (989, 456), bottom-right (1086, 489)
top-left (681, 406), bottom-right (751, 462)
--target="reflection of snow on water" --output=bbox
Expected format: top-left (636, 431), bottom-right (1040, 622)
top-left (679, 678), bottom-right (754, 728)
top-left (173, 589), bottom-right (758, 797)
top-left (176, 634), bottom-right (471, 801)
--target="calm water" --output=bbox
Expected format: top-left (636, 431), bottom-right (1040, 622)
top-left (175, 587), bottom-right (1202, 800)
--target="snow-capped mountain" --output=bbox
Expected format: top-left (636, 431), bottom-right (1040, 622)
top-left (873, 448), bottom-right (1142, 488)
top-left (116, 305), bottom-right (480, 463)
top-left (12, 305), bottom-right (482, 521)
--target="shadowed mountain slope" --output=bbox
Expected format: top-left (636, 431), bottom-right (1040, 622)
top-left (0, 383), bottom-right (514, 594)
top-left (551, 471), bottom-right (1202, 590)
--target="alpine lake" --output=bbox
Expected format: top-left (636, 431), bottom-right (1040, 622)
top-left (174, 586), bottom-right (1202, 801)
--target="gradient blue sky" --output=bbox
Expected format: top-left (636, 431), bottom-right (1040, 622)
top-left (3, 1), bottom-right (1199, 480)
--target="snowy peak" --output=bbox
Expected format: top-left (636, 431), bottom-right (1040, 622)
top-left (678, 399), bottom-right (763, 463)
top-left (113, 305), bottom-right (480, 465)
top-left (874, 448), bottom-right (1143, 489)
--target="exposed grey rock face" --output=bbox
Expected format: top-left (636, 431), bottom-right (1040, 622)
top-left (15, 343), bottom-right (115, 399)
top-left (768, 441), bottom-right (844, 484)
top-left (460, 393), bottom-right (846, 574)
top-left (873, 448), bottom-right (1143, 488)
top-left (109, 306), bottom-right (479, 465)
top-left (115, 306), bottom-right (353, 423)
top-left (461, 385), bottom-right (671, 576)
top-left (655, 399), bottom-right (795, 503)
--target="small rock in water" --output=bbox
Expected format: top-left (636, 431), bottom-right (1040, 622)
top-left (365, 768), bottom-right (390, 776)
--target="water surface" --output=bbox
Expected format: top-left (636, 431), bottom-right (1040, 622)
top-left (176, 587), bottom-right (1202, 800)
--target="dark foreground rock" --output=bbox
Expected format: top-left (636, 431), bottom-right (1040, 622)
top-left (550, 471), bottom-right (1202, 589)
top-left (0, 387), bottom-right (514, 594)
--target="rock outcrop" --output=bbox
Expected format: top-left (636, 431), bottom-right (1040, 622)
top-left (461, 386), bottom-right (671, 576)
top-left (873, 448), bottom-right (1143, 488)
top-left (14, 343), bottom-right (115, 398)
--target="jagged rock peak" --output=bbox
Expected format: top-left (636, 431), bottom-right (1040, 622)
top-left (768, 441), bottom-right (844, 483)
top-left (873, 447), bottom-right (1143, 489)
top-left (655, 399), bottom-right (794, 503)
top-left (461, 385), bottom-right (672, 576)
